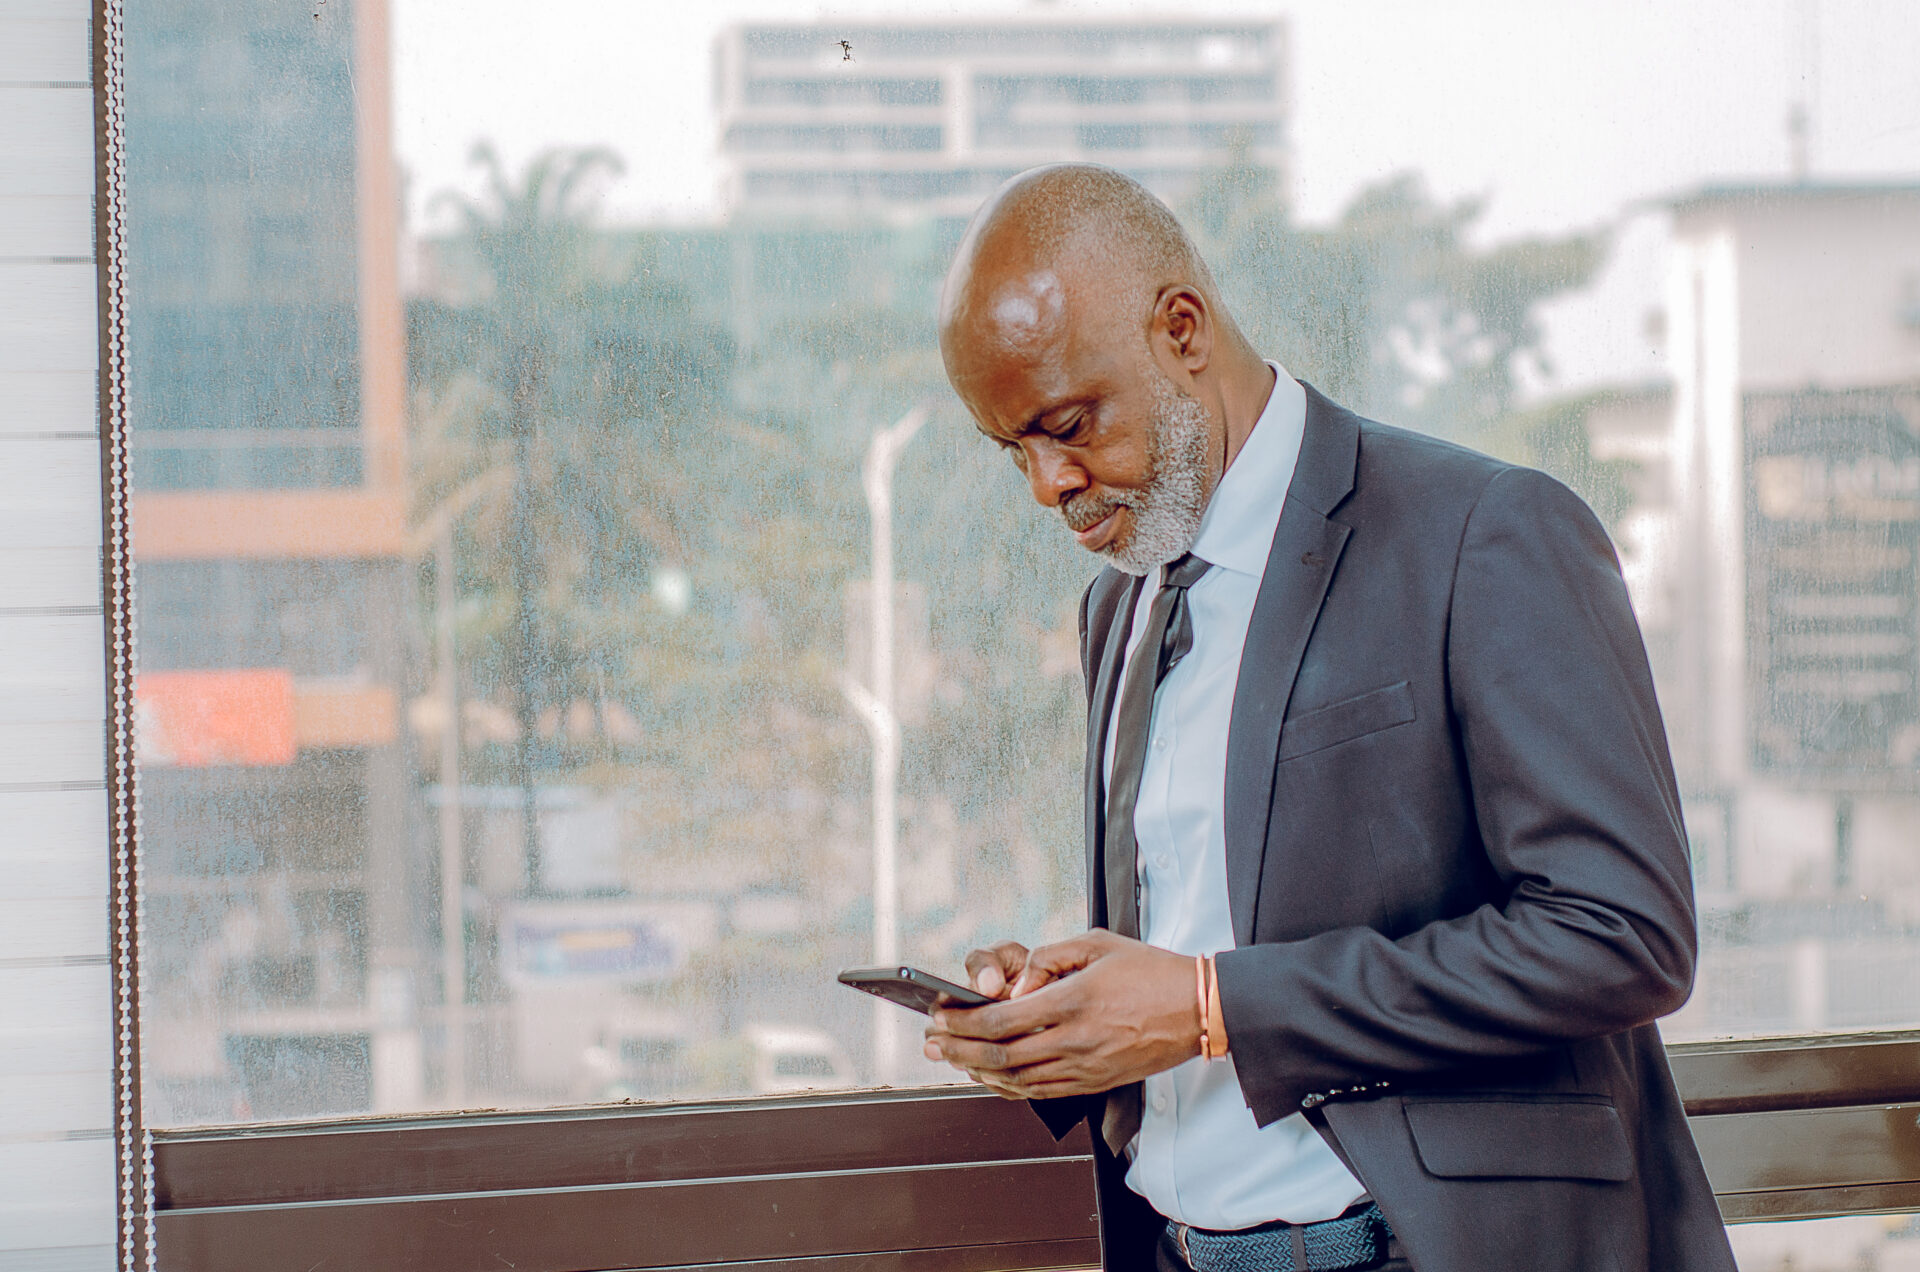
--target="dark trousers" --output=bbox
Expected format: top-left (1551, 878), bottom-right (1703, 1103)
top-left (1155, 1226), bottom-right (1416, 1272)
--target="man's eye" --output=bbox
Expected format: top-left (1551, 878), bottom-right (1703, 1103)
top-left (1056, 413), bottom-right (1093, 444)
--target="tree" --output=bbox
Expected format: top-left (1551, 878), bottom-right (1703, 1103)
top-left (1184, 158), bottom-right (1604, 454)
top-left (411, 145), bottom-right (736, 869)
top-left (730, 223), bottom-right (1099, 950)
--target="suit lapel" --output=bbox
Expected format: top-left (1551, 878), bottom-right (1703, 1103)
top-left (1223, 384), bottom-right (1360, 947)
top-left (1082, 569), bottom-right (1142, 930)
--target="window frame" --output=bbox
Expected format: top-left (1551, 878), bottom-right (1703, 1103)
top-left (95, 0), bottom-right (151, 1267)
top-left (141, 1032), bottom-right (1920, 1269)
top-left (87, 2), bottom-right (1920, 1267)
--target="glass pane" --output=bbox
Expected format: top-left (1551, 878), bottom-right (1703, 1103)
top-left (1729, 1214), bottom-right (1920, 1270)
top-left (125, 0), bottom-right (1920, 1128)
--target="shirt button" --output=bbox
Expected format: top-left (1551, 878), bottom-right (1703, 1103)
top-left (1152, 1091), bottom-right (1169, 1114)
top-left (1152, 736), bottom-right (1167, 750)
top-left (1155, 855), bottom-right (1171, 870)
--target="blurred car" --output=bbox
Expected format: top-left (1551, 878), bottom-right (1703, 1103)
top-left (747, 1024), bottom-right (857, 1094)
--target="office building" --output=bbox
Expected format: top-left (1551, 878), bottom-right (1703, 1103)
top-left (714, 17), bottom-right (1288, 221)
top-left (1570, 183), bottom-right (1920, 1040)
top-left (1662, 183), bottom-right (1920, 883)
top-left (124, 0), bottom-right (419, 1120)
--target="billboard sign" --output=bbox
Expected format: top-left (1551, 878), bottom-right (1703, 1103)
top-left (1746, 391), bottom-right (1920, 781)
top-left (135, 668), bottom-right (297, 768)
top-left (499, 900), bottom-right (721, 985)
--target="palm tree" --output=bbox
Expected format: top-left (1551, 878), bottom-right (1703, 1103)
top-left (414, 143), bottom-right (724, 894)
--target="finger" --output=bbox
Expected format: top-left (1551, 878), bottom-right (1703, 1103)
top-left (1006, 951), bottom-right (1066, 998)
top-left (964, 941), bottom-right (1025, 981)
top-left (969, 1055), bottom-right (1084, 1088)
top-left (930, 1034), bottom-right (1012, 1072)
top-left (1005, 938), bottom-right (1077, 998)
top-left (1022, 932), bottom-right (1121, 982)
top-left (966, 1070), bottom-right (1030, 1099)
top-left (967, 1069), bottom-right (1099, 1100)
top-left (933, 1029), bottom-right (1070, 1074)
top-left (997, 1076), bottom-right (1101, 1099)
top-left (1008, 963), bottom-right (1058, 998)
top-left (934, 986), bottom-right (1065, 1042)
top-left (964, 942), bottom-right (1030, 997)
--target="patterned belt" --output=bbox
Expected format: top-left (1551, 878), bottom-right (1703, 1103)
top-left (1168, 1203), bottom-right (1394, 1272)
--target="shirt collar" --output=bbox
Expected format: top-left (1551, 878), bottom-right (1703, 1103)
top-left (1187, 362), bottom-right (1307, 580)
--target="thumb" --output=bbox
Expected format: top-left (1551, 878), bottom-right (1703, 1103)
top-left (966, 942), bottom-right (1030, 999)
top-left (1011, 933), bottom-right (1109, 994)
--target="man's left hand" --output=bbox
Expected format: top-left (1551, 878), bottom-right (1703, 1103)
top-left (922, 930), bottom-right (1201, 1098)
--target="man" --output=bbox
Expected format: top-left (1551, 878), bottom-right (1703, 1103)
top-left (922, 164), bottom-right (1737, 1272)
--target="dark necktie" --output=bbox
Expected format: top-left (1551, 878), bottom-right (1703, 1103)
top-left (1099, 550), bottom-right (1211, 1154)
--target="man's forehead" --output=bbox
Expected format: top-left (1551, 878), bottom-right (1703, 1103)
top-left (945, 244), bottom-right (1135, 435)
top-left (981, 270), bottom-right (1067, 349)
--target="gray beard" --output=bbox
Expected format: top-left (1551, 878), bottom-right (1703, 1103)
top-left (1079, 375), bottom-right (1213, 577)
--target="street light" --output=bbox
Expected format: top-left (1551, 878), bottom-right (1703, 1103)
top-left (409, 467), bottom-right (510, 1105)
top-left (843, 404), bottom-right (927, 1085)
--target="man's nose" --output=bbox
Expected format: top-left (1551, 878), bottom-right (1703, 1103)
top-left (1022, 440), bottom-right (1086, 509)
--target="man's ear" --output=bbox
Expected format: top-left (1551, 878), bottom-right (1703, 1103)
top-left (1152, 285), bottom-right (1212, 378)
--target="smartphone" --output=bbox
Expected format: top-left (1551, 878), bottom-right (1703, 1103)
top-left (838, 965), bottom-right (996, 1014)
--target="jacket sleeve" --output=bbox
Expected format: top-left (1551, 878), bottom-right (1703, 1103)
top-left (1214, 465), bottom-right (1699, 1127)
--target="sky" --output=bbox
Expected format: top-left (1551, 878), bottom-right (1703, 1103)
top-left (389, 0), bottom-right (1920, 396)
top-left (392, 0), bottom-right (1920, 238)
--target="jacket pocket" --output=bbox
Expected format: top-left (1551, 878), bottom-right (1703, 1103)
top-left (1277, 680), bottom-right (1415, 762)
top-left (1403, 1095), bottom-right (1633, 1181)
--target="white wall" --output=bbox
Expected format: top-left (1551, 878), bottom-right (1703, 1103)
top-left (1729, 193), bottom-right (1920, 393)
top-left (0, 0), bottom-right (119, 1265)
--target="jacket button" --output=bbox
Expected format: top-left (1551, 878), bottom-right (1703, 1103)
top-left (1301, 1092), bottom-right (1325, 1108)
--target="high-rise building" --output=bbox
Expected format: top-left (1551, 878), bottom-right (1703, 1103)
top-left (1571, 182), bottom-right (1920, 1042)
top-left (124, 0), bottom-right (419, 1121)
top-left (713, 17), bottom-right (1288, 222)
top-left (1660, 183), bottom-right (1920, 890)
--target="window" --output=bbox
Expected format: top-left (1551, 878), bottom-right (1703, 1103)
top-left (2, 0), bottom-right (1918, 1266)
top-left (725, 122), bottom-right (944, 155)
top-left (742, 76), bottom-right (944, 109)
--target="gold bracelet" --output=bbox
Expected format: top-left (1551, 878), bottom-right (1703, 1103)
top-left (1194, 954), bottom-right (1210, 1060)
top-left (1205, 954), bottom-right (1228, 1059)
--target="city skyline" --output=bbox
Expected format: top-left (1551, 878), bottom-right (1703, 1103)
top-left (712, 17), bottom-right (1289, 220)
top-left (393, 0), bottom-right (1920, 241)
top-left (109, 0), bottom-right (1920, 1114)
top-left (4, 0), bottom-right (1917, 1263)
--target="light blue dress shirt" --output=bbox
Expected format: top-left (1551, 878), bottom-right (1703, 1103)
top-left (1104, 365), bottom-right (1367, 1229)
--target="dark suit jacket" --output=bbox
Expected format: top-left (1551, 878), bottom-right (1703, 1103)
top-left (1037, 385), bottom-right (1737, 1272)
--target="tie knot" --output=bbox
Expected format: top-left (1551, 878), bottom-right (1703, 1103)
top-left (1162, 552), bottom-right (1212, 591)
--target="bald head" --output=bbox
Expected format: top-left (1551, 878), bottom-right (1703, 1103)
top-left (938, 164), bottom-right (1224, 380)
